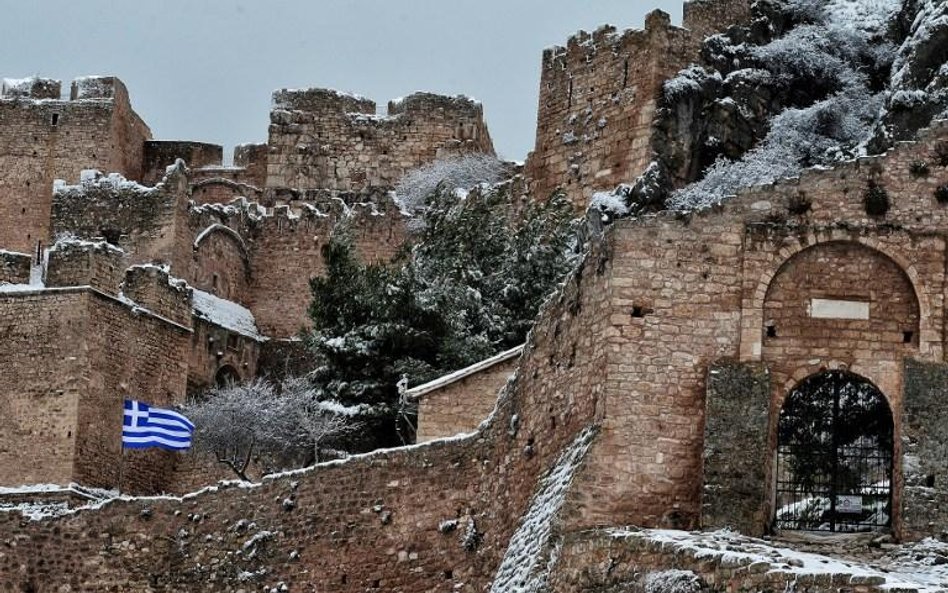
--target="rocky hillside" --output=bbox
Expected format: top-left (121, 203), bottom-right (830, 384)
top-left (605, 0), bottom-right (948, 215)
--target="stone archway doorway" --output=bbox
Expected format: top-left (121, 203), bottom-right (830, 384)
top-left (215, 365), bottom-right (240, 388)
top-left (774, 370), bottom-right (893, 532)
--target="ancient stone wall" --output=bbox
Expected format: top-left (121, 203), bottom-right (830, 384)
top-left (900, 358), bottom-right (948, 540)
top-left (80, 287), bottom-right (191, 494)
top-left (52, 162), bottom-right (191, 273)
top-left (415, 353), bottom-right (520, 443)
top-left (563, 119), bottom-right (948, 537)
top-left (247, 197), bottom-right (407, 337)
top-left (0, 289), bottom-right (89, 487)
top-left (681, 0), bottom-right (753, 40)
top-left (0, 250), bottom-right (31, 284)
top-left (524, 11), bottom-right (700, 209)
top-left (0, 76), bottom-right (151, 254)
top-left (0, 231), bottom-right (611, 591)
top-left (188, 223), bottom-right (252, 304)
top-left (187, 318), bottom-right (261, 396)
top-left (233, 142), bottom-right (269, 188)
top-left (702, 361), bottom-right (771, 534)
top-left (266, 88), bottom-right (494, 192)
top-left (122, 264), bottom-right (193, 328)
top-left (142, 140), bottom-right (223, 185)
top-left (44, 240), bottom-right (125, 293)
top-left (549, 529), bottom-right (904, 593)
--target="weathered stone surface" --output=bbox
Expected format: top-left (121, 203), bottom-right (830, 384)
top-left (702, 360), bottom-right (770, 534)
top-left (902, 358), bottom-right (948, 539)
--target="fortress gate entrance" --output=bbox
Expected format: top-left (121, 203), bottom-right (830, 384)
top-left (774, 370), bottom-right (893, 532)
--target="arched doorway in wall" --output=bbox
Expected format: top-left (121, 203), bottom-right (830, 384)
top-left (774, 370), bottom-right (893, 532)
top-left (215, 365), bottom-right (241, 388)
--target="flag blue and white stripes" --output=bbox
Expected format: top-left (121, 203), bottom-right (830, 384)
top-left (122, 399), bottom-right (194, 451)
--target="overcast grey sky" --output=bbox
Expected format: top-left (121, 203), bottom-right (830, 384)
top-left (2, 1), bottom-right (683, 161)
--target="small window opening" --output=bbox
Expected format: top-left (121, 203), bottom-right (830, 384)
top-left (567, 77), bottom-right (573, 107)
top-left (903, 330), bottom-right (914, 343)
top-left (212, 273), bottom-right (220, 291)
top-left (631, 305), bottom-right (647, 318)
top-left (340, 574), bottom-right (347, 585)
top-left (51, 113), bottom-right (59, 126)
top-left (443, 570), bottom-right (453, 580)
top-left (766, 324), bottom-right (778, 338)
top-left (372, 579), bottom-right (381, 589)
top-left (550, 415), bottom-right (557, 429)
top-left (622, 59), bottom-right (629, 88)
top-left (927, 475), bottom-right (936, 488)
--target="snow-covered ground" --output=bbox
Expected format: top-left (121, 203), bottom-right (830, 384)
top-left (609, 528), bottom-right (948, 592)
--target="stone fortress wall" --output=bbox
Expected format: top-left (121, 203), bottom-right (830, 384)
top-left (524, 0), bottom-right (753, 208)
top-left (0, 76), bottom-right (151, 254)
top-left (2, 115), bottom-right (947, 591)
top-left (0, 64), bottom-right (495, 500)
top-left (5, 0), bottom-right (948, 589)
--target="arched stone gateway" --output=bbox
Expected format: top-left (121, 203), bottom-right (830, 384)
top-left (774, 370), bottom-right (893, 533)
top-left (215, 364), bottom-right (240, 387)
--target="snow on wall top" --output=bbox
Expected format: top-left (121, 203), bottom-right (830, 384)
top-left (406, 344), bottom-right (524, 400)
top-left (490, 426), bottom-right (598, 593)
top-left (191, 288), bottom-right (264, 341)
top-left (608, 528), bottom-right (948, 592)
top-left (54, 170), bottom-right (158, 197)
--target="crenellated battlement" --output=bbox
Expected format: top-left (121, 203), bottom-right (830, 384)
top-left (0, 75), bottom-right (138, 103)
top-left (266, 87), bottom-right (494, 192)
top-left (387, 92), bottom-right (483, 118)
top-left (1, 76), bottom-right (61, 100)
top-left (272, 87), bottom-right (376, 115)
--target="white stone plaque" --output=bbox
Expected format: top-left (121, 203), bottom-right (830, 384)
top-left (809, 298), bottom-right (870, 320)
top-left (836, 495), bottom-right (863, 514)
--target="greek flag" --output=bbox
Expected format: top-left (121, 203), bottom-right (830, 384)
top-left (122, 399), bottom-right (194, 450)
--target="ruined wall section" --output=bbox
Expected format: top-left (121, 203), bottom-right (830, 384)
top-left (681, 0), bottom-right (753, 40)
top-left (183, 189), bottom-right (406, 336)
top-left (0, 76), bottom-right (152, 254)
top-left (233, 142), bottom-right (269, 188)
top-left (142, 140), bottom-right (223, 185)
top-left (266, 88), bottom-right (494, 192)
top-left (0, 234), bottom-right (612, 592)
top-left (524, 12), bottom-right (700, 209)
top-left (44, 239), bottom-right (125, 292)
top-left (0, 250), bottom-right (31, 284)
top-left (52, 162), bottom-right (191, 273)
top-left (248, 197), bottom-right (407, 337)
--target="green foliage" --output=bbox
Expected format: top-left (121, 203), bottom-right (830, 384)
top-left (306, 185), bottom-right (580, 448)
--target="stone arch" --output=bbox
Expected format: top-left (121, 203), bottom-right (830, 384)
top-left (773, 369), bottom-right (894, 532)
top-left (215, 364), bottom-right (241, 387)
top-left (741, 233), bottom-right (936, 361)
top-left (193, 224), bottom-right (250, 266)
top-left (192, 225), bottom-right (252, 302)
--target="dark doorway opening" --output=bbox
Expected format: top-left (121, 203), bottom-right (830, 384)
top-left (215, 365), bottom-right (240, 388)
top-left (774, 370), bottom-right (893, 532)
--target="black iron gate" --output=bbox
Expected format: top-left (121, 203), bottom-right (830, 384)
top-left (774, 370), bottom-right (893, 532)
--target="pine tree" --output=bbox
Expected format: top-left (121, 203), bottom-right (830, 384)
top-left (307, 183), bottom-right (580, 450)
